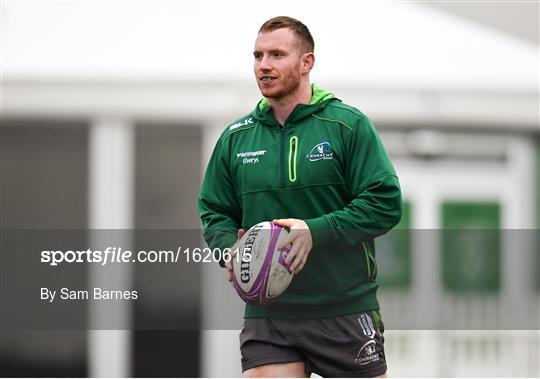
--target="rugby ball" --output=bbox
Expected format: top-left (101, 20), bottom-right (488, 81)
top-left (232, 221), bottom-right (293, 305)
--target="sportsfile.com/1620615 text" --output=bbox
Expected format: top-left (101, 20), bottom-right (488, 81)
top-left (40, 247), bottom-right (252, 266)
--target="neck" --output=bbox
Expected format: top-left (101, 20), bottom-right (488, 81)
top-left (268, 80), bottom-right (312, 126)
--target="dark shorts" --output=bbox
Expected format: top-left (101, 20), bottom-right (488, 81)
top-left (239, 311), bottom-right (387, 378)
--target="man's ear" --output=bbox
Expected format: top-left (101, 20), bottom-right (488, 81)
top-left (301, 52), bottom-right (315, 74)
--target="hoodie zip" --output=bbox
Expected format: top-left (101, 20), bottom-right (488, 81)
top-left (279, 125), bottom-right (285, 187)
top-left (288, 136), bottom-right (298, 182)
top-left (254, 85), bottom-right (335, 188)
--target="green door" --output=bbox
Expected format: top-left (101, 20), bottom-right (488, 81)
top-left (441, 201), bottom-right (501, 294)
top-left (377, 201), bottom-right (412, 290)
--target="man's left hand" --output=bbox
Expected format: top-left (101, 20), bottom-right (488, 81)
top-left (272, 218), bottom-right (313, 274)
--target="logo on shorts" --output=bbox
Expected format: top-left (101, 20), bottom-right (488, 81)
top-left (354, 340), bottom-right (380, 366)
top-left (358, 313), bottom-right (376, 339)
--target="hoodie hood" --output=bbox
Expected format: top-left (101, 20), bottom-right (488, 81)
top-left (251, 83), bottom-right (337, 127)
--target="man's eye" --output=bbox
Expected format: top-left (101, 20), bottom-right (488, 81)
top-left (272, 52), bottom-right (281, 57)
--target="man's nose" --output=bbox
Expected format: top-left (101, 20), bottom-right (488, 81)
top-left (258, 55), bottom-right (272, 71)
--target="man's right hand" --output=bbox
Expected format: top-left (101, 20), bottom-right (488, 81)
top-left (225, 228), bottom-right (245, 283)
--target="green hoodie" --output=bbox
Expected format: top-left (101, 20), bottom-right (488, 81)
top-left (199, 84), bottom-right (402, 319)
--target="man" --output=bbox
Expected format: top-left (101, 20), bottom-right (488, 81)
top-left (199, 16), bottom-right (402, 378)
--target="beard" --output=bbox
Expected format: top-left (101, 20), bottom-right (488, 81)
top-left (257, 69), bottom-right (302, 100)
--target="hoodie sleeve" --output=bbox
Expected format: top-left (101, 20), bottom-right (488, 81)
top-left (198, 135), bottom-right (242, 267)
top-left (304, 115), bottom-right (402, 246)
